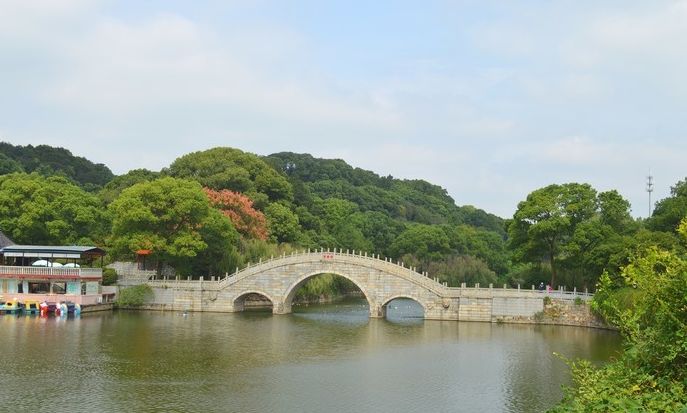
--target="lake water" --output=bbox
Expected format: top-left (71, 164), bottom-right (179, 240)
top-left (0, 298), bottom-right (621, 413)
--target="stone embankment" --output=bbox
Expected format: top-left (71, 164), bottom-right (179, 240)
top-left (81, 303), bottom-right (115, 313)
top-left (494, 298), bottom-right (611, 329)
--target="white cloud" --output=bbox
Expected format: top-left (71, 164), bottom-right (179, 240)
top-left (525, 136), bottom-right (685, 168)
top-left (471, 23), bottom-right (535, 57)
top-left (35, 13), bottom-right (400, 131)
top-left (538, 136), bottom-right (611, 165)
top-left (1, 1), bottom-right (686, 219)
top-left (0, 0), bottom-right (97, 58)
top-left (584, 2), bottom-right (687, 61)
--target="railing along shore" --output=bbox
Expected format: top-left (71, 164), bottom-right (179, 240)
top-left (0, 265), bottom-right (102, 278)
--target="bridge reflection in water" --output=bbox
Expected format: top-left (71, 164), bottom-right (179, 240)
top-left (0, 304), bottom-right (621, 413)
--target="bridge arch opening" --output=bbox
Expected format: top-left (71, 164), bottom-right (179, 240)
top-left (381, 296), bottom-right (425, 321)
top-left (233, 291), bottom-right (274, 313)
top-left (283, 272), bottom-right (371, 315)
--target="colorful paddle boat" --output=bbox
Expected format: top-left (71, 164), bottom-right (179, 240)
top-left (64, 301), bottom-right (81, 315)
top-left (24, 300), bottom-right (41, 315)
top-left (39, 302), bottom-right (56, 317)
top-left (58, 302), bottom-right (68, 317)
top-left (2, 300), bottom-right (24, 315)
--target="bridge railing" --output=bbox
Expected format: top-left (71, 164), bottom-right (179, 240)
top-left (215, 248), bottom-right (447, 293)
top-left (129, 248), bottom-right (593, 300)
top-left (445, 284), bottom-right (593, 301)
top-left (131, 248), bottom-right (446, 291)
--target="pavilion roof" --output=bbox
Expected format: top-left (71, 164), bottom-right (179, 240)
top-left (0, 245), bottom-right (106, 259)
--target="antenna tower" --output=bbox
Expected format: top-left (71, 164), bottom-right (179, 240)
top-left (646, 171), bottom-right (654, 217)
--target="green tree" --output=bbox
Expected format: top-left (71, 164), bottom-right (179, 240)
top-left (553, 219), bottom-right (687, 411)
top-left (315, 197), bottom-right (358, 230)
top-left (109, 177), bottom-right (237, 275)
top-left (191, 208), bottom-right (240, 277)
top-left (349, 211), bottom-right (405, 255)
top-left (444, 224), bottom-right (509, 275)
top-left (0, 142), bottom-right (114, 189)
top-left (553, 190), bottom-right (635, 289)
top-left (389, 224), bottom-right (451, 267)
top-left (679, 219), bottom-right (687, 240)
top-left (99, 168), bottom-right (160, 204)
top-left (264, 203), bottom-right (300, 243)
top-left (598, 190), bottom-right (633, 233)
top-left (649, 178), bottom-right (687, 232)
top-left (332, 225), bottom-right (373, 252)
top-left (167, 147), bottom-right (293, 202)
top-left (560, 189), bottom-right (669, 290)
top-left (0, 173), bottom-right (107, 245)
top-left (427, 254), bottom-right (497, 287)
top-left (562, 219), bottom-right (628, 288)
top-left (509, 183), bottom-right (597, 287)
top-left (0, 153), bottom-right (23, 175)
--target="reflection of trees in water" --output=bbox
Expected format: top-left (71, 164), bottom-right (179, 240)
top-left (501, 324), bottom-right (622, 412)
top-left (0, 310), bottom-right (623, 412)
top-left (95, 310), bottom-right (623, 413)
top-left (99, 299), bottom-right (442, 384)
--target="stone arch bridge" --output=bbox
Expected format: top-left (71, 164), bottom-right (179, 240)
top-left (122, 250), bottom-right (591, 321)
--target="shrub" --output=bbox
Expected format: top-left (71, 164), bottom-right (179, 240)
top-left (102, 268), bottom-right (118, 286)
top-left (543, 296), bottom-right (552, 305)
top-left (574, 297), bottom-right (583, 306)
top-left (553, 230), bottom-right (687, 411)
top-left (116, 284), bottom-right (153, 307)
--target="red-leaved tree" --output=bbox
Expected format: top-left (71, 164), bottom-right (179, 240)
top-left (204, 188), bottom-right (268, 241)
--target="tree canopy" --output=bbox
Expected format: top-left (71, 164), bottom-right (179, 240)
top-left (2, 142), bottom-right (684, 298)
top-left (0, 173), bottom-right (107, 245)
top-left (389, 224), bottom-right (451, 266)
top-left (99, 168), bottom-right (161, 204)
top-left (167, 147), bottom-right (293, 203)
top-left (509, 183), bottom-right (598, 286)
top-left (108, 177), bottom-right (239, 275)
top-left (204, 188), bottom-right (268, 241)
top-left (506, 183), bottom-right (649, 289)
top-left (648, 178), bottom-right (687, 233)
top-left (0, 142), bottom-right (114, 189)
top-left (266, 151), bottom-right (505, 233)
top-left (264, 203), bottom-right (300, 243)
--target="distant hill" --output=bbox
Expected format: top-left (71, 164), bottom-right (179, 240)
top-left (264, 152), bottom-right (505, 235)
top-left (0, 142), bottom-right (114, 190)
top-left (0, 142), bottom-right (503, 232)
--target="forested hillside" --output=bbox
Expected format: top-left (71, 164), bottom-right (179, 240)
top-left (265, 152), bottom-right (505, 234)
top-left (0, 144), bottom-right (685, 299)
top-left (0, 142), bottom-right (114, 190)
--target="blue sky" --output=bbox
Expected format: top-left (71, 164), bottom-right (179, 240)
top-left (1, 1), bottom-right (685, 218)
